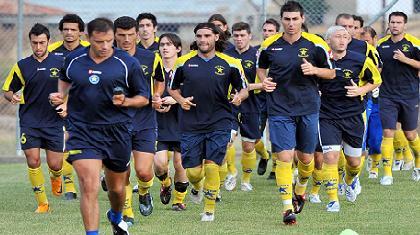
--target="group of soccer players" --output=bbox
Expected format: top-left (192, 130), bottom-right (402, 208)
top-left (2, 0), bottom-right (419, 234)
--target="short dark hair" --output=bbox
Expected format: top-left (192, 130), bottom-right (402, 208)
top-left (136, 13), bottom-right (158, 27)
top-left (59, 14), bottom-right (85, 32)
top-left (232, 22), bottom-right (251, 34)
top-left (191, 22), bottom-right (226, 52)
top-left (263, 18), bottom-right (280, 32)
top-left (280, 1), bottom-right (304, 17)
top-left (159, 33), bottom-right (182, 57)
top-left (87, 17), bottom-right (114, 36)
top-left (335, 13), bottom-right (353, 25)
top-left (29, 23), bottom-right (50, 40)
top-left (114, 16), bottom-right (138, 32)
top-left (389, 11), bottom-right (408, 23)
top-left (352, 15), bottom-right (364, 27)
top-left (361, 26), bottom-right (377, 38)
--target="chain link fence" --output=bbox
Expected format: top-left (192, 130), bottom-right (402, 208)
top-left (0, 0), bottom-right (419, 157)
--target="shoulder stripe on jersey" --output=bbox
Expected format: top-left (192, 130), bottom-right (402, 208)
top-left (113, 56), bottom-right (129, 87)
top-left (377, 35), bottom-right (391, 47)
top-left (48, 41), bottom-right (64, 52)
top-left (80, 40), bottom-right (90, 47)
top-left (404, 33), bottom-right (420, 50)
top-left (66, 53), bottom-right (87, 81)
top-left (216, 52), bottom-right (248, 90)
top-left (259, 33), bottom-right (283, 51)
top-left (2, 63), bottom-right (24, 91)
top-left (301, 32), bottom-right (333, 69)
top-left (170, 51), bottom-right (198, 89)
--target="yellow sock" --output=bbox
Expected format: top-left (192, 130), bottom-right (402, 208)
top-left (219, 162), bottom-right (228, 187)
top-left (403, 148), bottom-right (414, 162)
top-left (338, 150), bottom-right (346, 184)
top-left (310, 168), bottom-right (323, 195)
top-left (186, 167), bottom-right (204, 190)
top-left (173, 184), bottom-right (188, 205)
top-left (62, 153), bottom-right (76, 193)
top-left (123, 184), bottom-right (134, 218)
top-left (295, 159), bottom-right (314, 196)
top-left (345, 163), bottom-right (361, 185)
top-left (323, 163), bottom-right (339, 202)
top-left (275, 160), bottom-right (293, 212)
top-left (161, 176), bottom-right (171, 188)
top-left (28, 167), bottom-right (48, 205)
top-left (381, 137), bottom-right (394, 176)
top-left (226, 145), bottom-right (237, 175)
top-left (203, 163), bottom-right (220, 214)
top-left (408, 135), bottom-right (420, 168)
top-left (241, 150), bottom-right (256, 183)
top-left (255, 140), bottom-right (269, 160)
top-left (394, 130), bottom-right (405, 161)
top-left (370, 154), bottom-right (381, 174)
top-left (137, 177), bottom-right (154, 196)
top-left (48, 167), bottom-right (62, 179)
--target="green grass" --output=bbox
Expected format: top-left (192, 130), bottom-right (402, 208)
top-left (0, 161), bottom-right (419, 235)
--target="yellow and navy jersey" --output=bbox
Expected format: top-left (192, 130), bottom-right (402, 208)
top-left (319, 50), bottom-right (382, 119)
top-left (138, 36), bottom-right (160, 54)
top-left (224, 46), bottom-right (260, 114)
top-left (132, 46), bottom-right (165, 131)
top-left (48, 40), bottom-right (90, 58)
top-left (377, 33), bottom-right (420, 99)
top-left (257, 32), bottom-right (333, 116)
top-left (2, 54), bottom-right (64, 128)
top-left (348, 38), bottom-right (382, 68)
top-left (170, 51), bottom-right (248, 133)
top-left (156, 69), bottom-right (180, 141)
top-left (62, 47), bottom-right (150, 125)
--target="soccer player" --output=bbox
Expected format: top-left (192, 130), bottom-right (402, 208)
top-left (169, 22), bottom-right (248, 222)
top-left (49, 18), bottom-right (149, 235)
top-left (352, 15), bottom-right (364, 40)
top-left (255, 18), bottom-right (280, 180)
top-left (113, 16), bottom-right (165, 223)
top-left (208, 14), bottom-right (234, 50)
top-left (319, 25), bottom-right (381, 211)
top-left (376, 11), bottom-right (420, 184)
top-left (224, 22), bottom-right (262, 191)
top-left (48, 13), bottom-right (89, 200)
top-left (155, 33), bottom-right (189, 211)
top-left (257, 1), bottom-right (335, 224)
top-left (137, 13), bottom-right (159, 53)
top-left (2, 23), bottom-right (64, 213)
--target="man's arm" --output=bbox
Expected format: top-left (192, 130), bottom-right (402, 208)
top-left (301, 58), bottom-right (336, 79)
top-left (393, 49), bottom-right (420, 69)
top-left (168, 88), bottom-right (195, 110)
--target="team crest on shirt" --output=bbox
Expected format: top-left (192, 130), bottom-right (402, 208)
top-left (401, 44), bottom-right (410, 52)
top-left (215, 65), bottom-right (225, 76)
top-left (50, 68), bottom-right (60, 78)
top-left (343, 69), bottom-right (353, 79)
top-left (141, 65), bottom-right (149, 75)
top-left (243, 60), bottom-right (254, 69)
top-left (89, 75), bottom-right (100, 84)
top-left (298, 48), bottom-right (309, 58)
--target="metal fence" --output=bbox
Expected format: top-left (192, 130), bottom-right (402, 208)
top-left (0, 0), bottom-right (419, 156)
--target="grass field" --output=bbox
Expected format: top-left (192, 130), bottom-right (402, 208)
top-left (0, 160), bottom-right (419, 235)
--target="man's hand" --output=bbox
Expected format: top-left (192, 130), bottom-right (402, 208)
top-left (56, 103), bottom-right (67, 118)
top-left (301, 58), bottom-right (317, 76)
top-left (393, 49), bottom-right (409, 63)
top-left (151, 94), bottom-right (163, 110)
top-left (162, 96), bottom-right (177, 105)
top-left (230, 89), bottom-right (242, 106)
top-left (262, 77), bottom-right (276, 92)
top-left (180, 96), bottom-right (196, 110)
top-left (49, 92), bottom-right (64, 106)
top-left (156, 105), bottom-right (171, 113)
top-left (112, 94), bottom-right (125, 107)
top-left (10, 93), bottom-right (21, 105)
top-left (345, 79), bottom-right (364, 97)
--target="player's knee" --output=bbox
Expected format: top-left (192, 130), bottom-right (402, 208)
top-left (346, 157), bottom-right (361, 167)
top-left (242, 142), bottom-right (255, 153)
top-left (186, 167), bottom-right (203, 183)
top-left (136, 170), bottom-right (153, 182)
top-left (174, 182), bottom-right (189, 193)
top-left (155, 172), bottom-right (168, 181)
top-left (404, 131), bottom-right (417, 141)
top-left (26, 157), bottom-right (41, 169)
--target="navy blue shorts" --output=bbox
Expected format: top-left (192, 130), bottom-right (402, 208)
top-left (65, 121), bottom-right (132, 173)
top-left (269, 113), bottom-right (319, 154)
top-left (231, 111), bottom-right (240, 132)
top-left (256, 93), bottom-right (268, 135)
top-left (379, 97), bottom-right (419, 131)
top-left (239, 113), bottom-right (261, 141)
top-left (20, 126), bottom-right (64, 152)
top-left (157, 141), bottom-right (181, 152)
top-left (319, 115), bottom-right (365, 149)
top-left (132, 128), bottom-right (157, 154)
top-left (366, 99), bottom-right (382, 154)
top-left (180, 130), bottom-right (230, 168)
